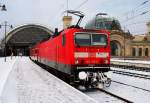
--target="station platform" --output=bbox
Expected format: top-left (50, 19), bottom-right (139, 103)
top-left (0, 57), bottom-right (17, 97)
top-left (0, 57), bottom-right (97, 103)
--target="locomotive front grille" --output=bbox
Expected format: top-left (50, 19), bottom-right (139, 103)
top-left (72, 65), bottom-right (110, 72)
top-left (77, 66), bottom-right (109, 69)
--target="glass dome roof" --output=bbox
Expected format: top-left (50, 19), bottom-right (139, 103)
top-left (85, 13), bottom-right (121, 30)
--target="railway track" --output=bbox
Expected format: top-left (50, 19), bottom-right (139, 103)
top-left (111, 69), bottom-right (150, 80)
top-left (82, 88), bottom-right (133, 103)
top-left (111, 64), bottom-right (150, 72)
top-left (97, 88), bottom-right (133, 103)
top-left (112, 80), bottom-right (150, 93)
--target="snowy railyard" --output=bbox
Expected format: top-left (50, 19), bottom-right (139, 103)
top-left (0, 57), bottom-right (150, 103)
top-left (86, 68), bottom-right (150, 103)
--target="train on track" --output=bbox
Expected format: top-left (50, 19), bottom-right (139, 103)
top-left (30, 10), bottom-right (111, 88)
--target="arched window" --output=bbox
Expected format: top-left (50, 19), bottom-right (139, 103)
top-left (139, 48), bottom-right (142, 56)
top-left (132, 48), bottom-right (136, 56)
top-left (110, 41), bottom-right (119, 56)
top-left (145, 48), bottom-right (149, 56)
top-left (144, 37), bottom-right (147, 41)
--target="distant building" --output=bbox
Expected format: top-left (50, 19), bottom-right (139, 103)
top-left (147, 21), bottom-right (150, 34)
top-left (85, 14), bottom-right (150, 58)
top-left (130, 22), bottom-right (150, 58)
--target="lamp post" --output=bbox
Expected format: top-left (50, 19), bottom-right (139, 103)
top-left (0, 21), bottom-right (13, 62)
top-left (0, 3), bottom-right (7, 62)
top-left (0, 4), bottom-right (7, 11)
top-left (123, 26), bottom-right (126, 60)
top-left (124, 33), bottom-right (125, 60)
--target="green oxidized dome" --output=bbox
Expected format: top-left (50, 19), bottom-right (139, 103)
top-left (85, 14), bottom-right (121, 30)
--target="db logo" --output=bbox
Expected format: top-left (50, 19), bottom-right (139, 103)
top-left (89, 52), bottom-right (95, 57)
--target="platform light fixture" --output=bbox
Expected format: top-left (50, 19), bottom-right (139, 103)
top-left (0, 4), bottom-right (6, 11)
top-left (0, 21), bottom-right (13, 62)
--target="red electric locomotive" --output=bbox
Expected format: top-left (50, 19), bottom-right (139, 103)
top-left (30, 10), bottom-right (111, 88)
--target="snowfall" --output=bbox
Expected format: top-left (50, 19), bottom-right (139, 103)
top-left (0, 57), bottom-right (150, 103)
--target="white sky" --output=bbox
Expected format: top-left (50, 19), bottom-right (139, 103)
top-left (0, 0), bottom-right (150, 39)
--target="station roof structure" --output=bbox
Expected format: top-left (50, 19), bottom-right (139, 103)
top-left (1, 24), bottom-right (54, 47)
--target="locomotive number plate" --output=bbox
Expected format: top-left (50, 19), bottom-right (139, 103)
top-left (96, 52), bottom-right (108, 58)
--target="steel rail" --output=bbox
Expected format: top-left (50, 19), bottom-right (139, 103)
top-left (111, 69), bottom-right (150, 79)
top-left (96, 88), bottom-right (133, 103)
top-left (112, 80), bottom-right (150, 93)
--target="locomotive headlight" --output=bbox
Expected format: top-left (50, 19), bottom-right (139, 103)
top-left (78, 72), bottom-right (87, 80)
top-left (75, 59), bottom-right (79, 64)
top-left (104, 59), bottom-right (108, 64)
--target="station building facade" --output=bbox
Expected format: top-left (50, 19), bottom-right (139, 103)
top-left (84, 15), bottom-right (150, 58)
top-left (110, 29), bottom-right (150, 58)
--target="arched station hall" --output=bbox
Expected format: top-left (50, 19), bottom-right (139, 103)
top-left (0, 24), bottom-right (54, 56)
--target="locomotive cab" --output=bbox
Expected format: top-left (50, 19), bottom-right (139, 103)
top-left (68, 29), bottom-right (111, 87)
top-left (74, 32), bottom-right (110, 68)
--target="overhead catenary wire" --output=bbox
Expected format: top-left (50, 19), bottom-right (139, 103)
top-left (74, 0), bottom-right (89, 10)
top-left (52, 0), bottom-right (90, 29)
top-left (115, 1), bottom-right (150, 34)
top-left (121, 0), bottom-right (150, 17)
top-left (119, 0), bottom-right (150, 24)
top-left (123, 20), bottom-right (150, 26)
top-left (50, 3), bottom-right (66, 29)
top-left (122, 9), bottom-right (150, 23)
top-left (126, 24), bottom-right (148, 33)
top-left (140, 0), bottom-right (150, 6)
top-left (67, 0), bottom-right (69, 15)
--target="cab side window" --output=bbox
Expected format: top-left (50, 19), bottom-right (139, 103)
top-left (62, 34), bottom-right (66, 46)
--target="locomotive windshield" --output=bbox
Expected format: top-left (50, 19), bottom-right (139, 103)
top-left (75, 33), bottom-right (107, 46)
top-left (75, 34), bottom-right (91, 46)
top-left (92, 34), bottom-right (107, 46)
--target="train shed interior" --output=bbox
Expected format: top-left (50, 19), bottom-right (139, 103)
top-left (0, 24), bottom-right (54, 56)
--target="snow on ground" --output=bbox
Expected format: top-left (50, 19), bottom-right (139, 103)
top-left (109, 67), bottom-right (150, 91)
top-left (86, 69), bottom-right (150, 103)
top-left (106, 82), bottom-right (150, 103)
top-left (105, 69), bottom-right (150, 103)
top-left (111, 67), bottom-right (150, 76)
top-left (105, 81), bottom-right (150, 103)
top-left (111, 58), bottom-right (150, 64)
top-left (0, 57), bottom-right (97, 103)
top-left (1, 57), bottom-right (150, 103)
top-left (0, 57), bottom-right (17, 101)
top-left (85, 90), bottom-right (123, 103)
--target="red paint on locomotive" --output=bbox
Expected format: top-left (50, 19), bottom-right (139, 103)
top-left (30, 27), bottom-right (110, 85)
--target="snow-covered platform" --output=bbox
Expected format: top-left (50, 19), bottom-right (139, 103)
top-left (0, 57), bottom-right (97, 103)
top-left (0, 57), bottom-right (17, 97)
